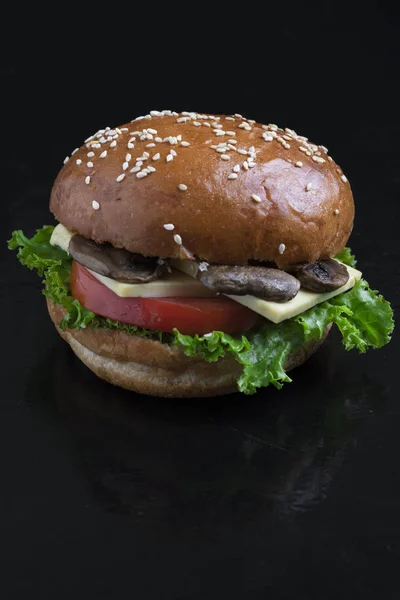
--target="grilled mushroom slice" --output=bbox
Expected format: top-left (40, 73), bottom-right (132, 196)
top-left (290, 259), bottom-right (349, 292)
top-left (68, 235), bottom-right (166, 283)
top-left (198, 265), bottom-right (300, 302)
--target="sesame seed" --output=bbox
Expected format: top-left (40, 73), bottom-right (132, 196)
top-left (147, 128), bottom-right (157, 134)
top-left (181, 141), bottom-right (190, 147)
top-left (150, 111), bottom-right (162, 117)
top-left (100, 150), bottom-right (107, 158)
top-left (233, 164), bottom-right (240, 172)
top-left (116, 174), bottom-right (125, 182)
top-left (136, 171), bottom-right (147, 179)
top-left (283, 135), bottom-right (292, 141)
top-left (152, 153), bottom-right (160, 161)
top-left (228, 139), bottom-right (238, 145)
top-left (127, 143), bottom-right (135, 149)
top-left (249, 146), bottom-right (255, 153)
top-left (212, 123), bottom-right (223, 129)
top-left (174, 234), bottom-right (182, 245)
top-left (125, 153), bottom-right (132, 162)
top-left (166, 154), bottom-right (173, 162)
top-left (295, 161), bottom-right (303, 167)
top-left (312, 156), bottom-right (326, 163)
top-left (163, 223), bottom-right (175, 231)
top-left (170, 149), bottom-right (177, 156)
top-left (87, 151), bottom-right (95, 157)
top-left (147, 166), bottom-right (156, 173)
top-left (306, 182), bottom-right (313, 191)
top-left (215, 130), bottom-right (225, 136)
top-left (85, 176), bottom-right (91, 185)
top-left (142, 168), bottom-right (150, 175)
top-left (84, 135), bottom-right (94, 143)
top-left (178, 184), bottom-right (188, 191)
top-left (193, 121), bottom-right (201, 127)
top-left (341, 174), bottom-right (348, 182)
top-left (146, 143), bottom-right (156, 148)
top-left (243, 161), bottom-right (249, 170)
top-left (71, 148), bottom-right (79, 155)
top-left (120, 128), bottom-right (128, 132)
top-left (228, 173), bottom-right (238, 180)
top-left (136, 160), bottom-right (143, 167)
top-left (92, 200), bottom-right (100, 210)
top-left (225, 116), bottom-right (235, 121)
top-left (92, 143), bottom-right (101, 149)
top-left (234, 113), bottom-right (243, 118)
top-left (130, 166), bottom-right (140, 173)
top-left (320, 145), bottom-right (328, 153)
top-left (237, 149), bottom-right (248, 155)
top-left (248, 162), bottom-right (256, 168)
top-left (327, 156), bottom-right (334, 162)
top-left (299, 146), bottom-right (307, 153)
top-left (165, 136), bottom-right (178, 145)
top-left (63, 157), bottom-right (69, 164)
top-left (76, 159), bottom-right (82, 165)
top-left (203, 122), bottom-right (211, 127)
top-left (251, 194), bottom-right (262, 203)
top-left (334, 209), bottom-right (340, 215)
top-left (122, 162), bottom-right (129, 170)
top-left (263, 134), bottom-right (274, 141)
top-left (87, 161), bottom-right (94, 168)
top-left (221, 154), bottom-right (230, 160)
top-left (177, 117), bottom-right (189, 123)
top-left (142, 152), bottom-right (150, 159)
top-left (279, 243), bottom-right (286, 254)
top-left (110, 141), bottom-right (117, 148)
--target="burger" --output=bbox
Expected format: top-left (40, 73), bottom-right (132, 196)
top-left (8, 110), bottom-right (394, 397)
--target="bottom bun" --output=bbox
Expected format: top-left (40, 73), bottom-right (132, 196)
top-left (47, 299), bottom-right (331, 398)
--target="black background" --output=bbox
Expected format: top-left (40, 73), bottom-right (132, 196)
top-left (1, 2), bottom-right (400, 598)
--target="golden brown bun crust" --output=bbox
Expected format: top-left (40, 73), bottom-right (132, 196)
top-left (47, 299), bottom-right (331, 398)
top-left (50, 112), bottom-right (354, 268)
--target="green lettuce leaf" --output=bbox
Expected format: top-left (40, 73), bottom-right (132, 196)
top-left (335, 247), bottom-right (357, 267)
top-left (8, 227), bottom-right (394, 394)
top-left (7, 227), bottom-right (170, 341)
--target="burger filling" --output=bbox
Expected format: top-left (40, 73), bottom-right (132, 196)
top-left (8, 225), bottom-right (394, 394)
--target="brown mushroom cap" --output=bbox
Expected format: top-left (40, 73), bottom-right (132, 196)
top-left (50, 111), bottom-right (354, 268)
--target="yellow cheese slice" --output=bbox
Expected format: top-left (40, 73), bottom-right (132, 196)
top-left (88, 269), bottom-right (215, 298)
top-left (50, 223), bottom-right (362, 319)
top-left (50, 223), bottom-right (73, 252)
top-left (50, 223), bottom-right (214, 298)
top-left (171, 260), bottom-right (363, 324)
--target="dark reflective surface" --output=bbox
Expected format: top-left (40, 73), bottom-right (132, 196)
top-left (2, 7), bottom-right (400, 598)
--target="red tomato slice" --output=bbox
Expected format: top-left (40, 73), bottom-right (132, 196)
top-left (70, 261), bottom-right (258, 335)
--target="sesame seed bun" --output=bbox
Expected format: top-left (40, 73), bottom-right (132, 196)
top-left (47, 299), bottom-right (332, 398)
top-left (50, 111), bottom-right (354, 268)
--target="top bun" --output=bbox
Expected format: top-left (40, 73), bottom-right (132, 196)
top-left (50, 110), bottom-right (354, 267)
